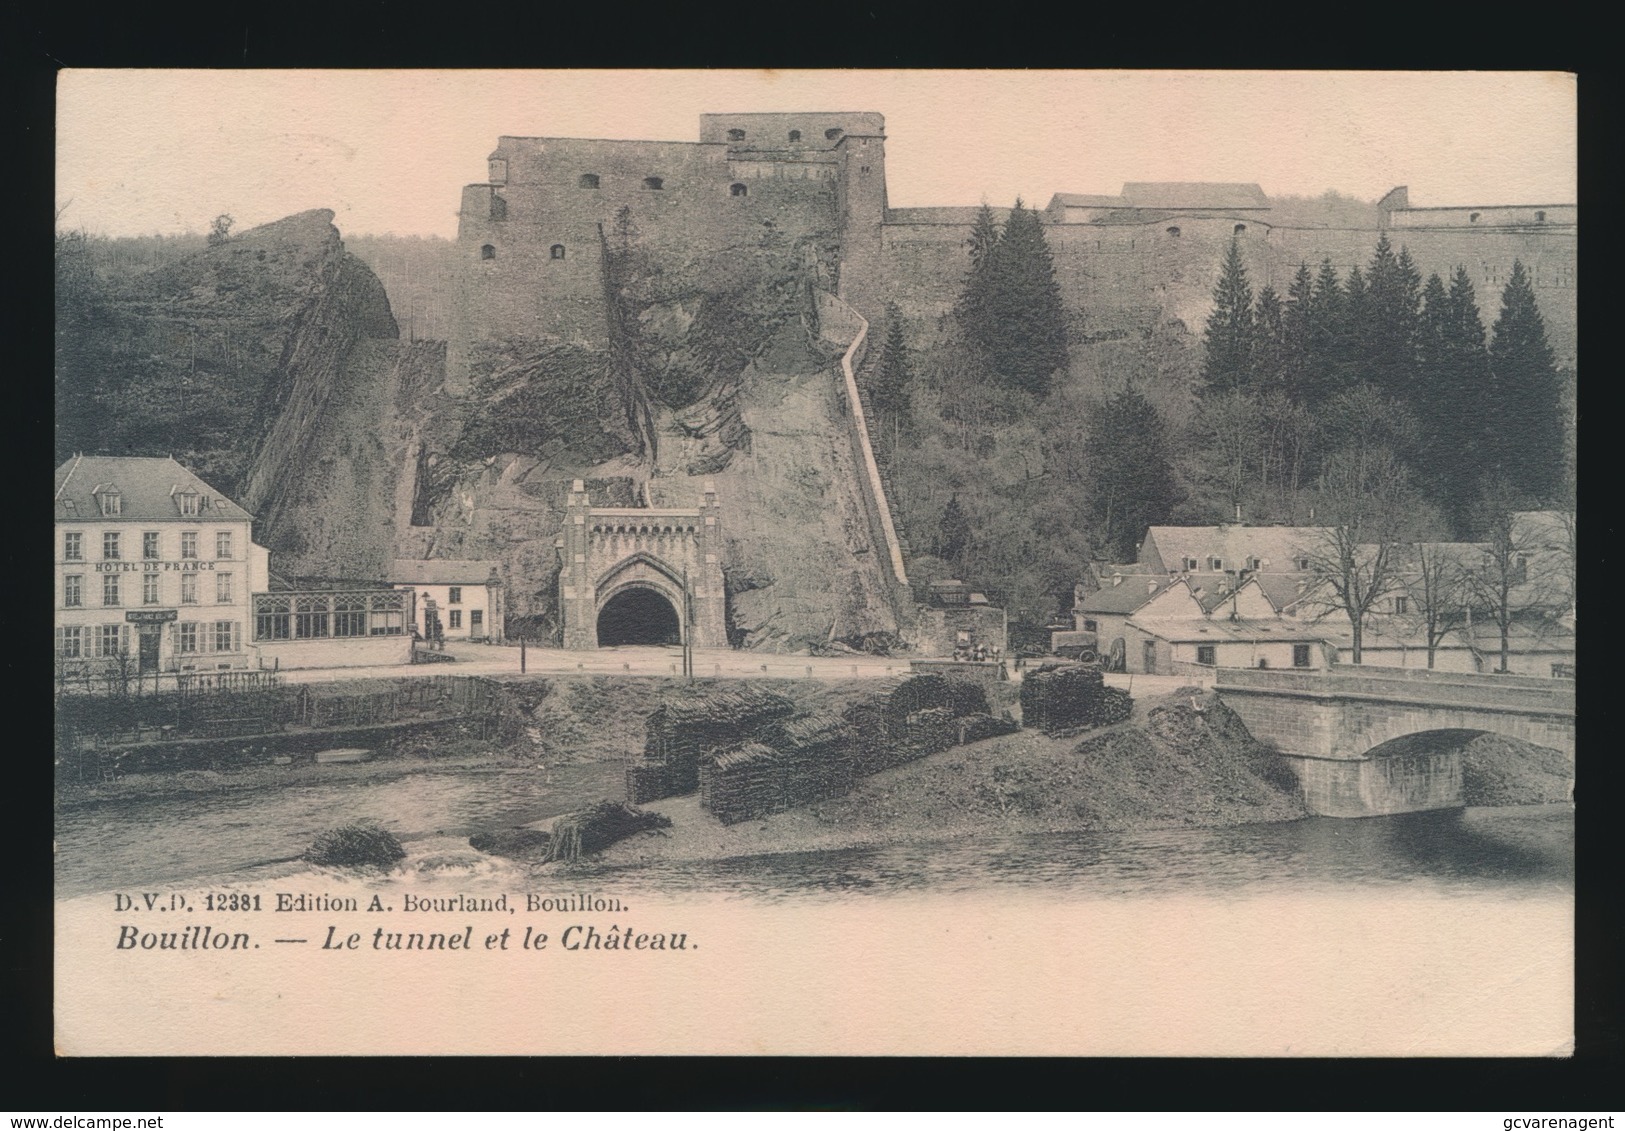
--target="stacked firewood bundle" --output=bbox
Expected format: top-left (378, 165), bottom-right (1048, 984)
top-left (700, 743), bottom-right (787, 825)
top-left (760, 711), bottom-right (857, 808)
top-left (634, 685), bottom-right (796, 799)
top-left (1019, 664), bottom-right (1133, 734)
top-left (543, 801), bottom-right (671, 864)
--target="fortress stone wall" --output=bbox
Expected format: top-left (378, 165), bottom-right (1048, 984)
top-left (449, 111), bottom-right (1576, 377)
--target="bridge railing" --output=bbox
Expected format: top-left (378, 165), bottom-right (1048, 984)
top-left (1216, 665), bottom-right (1574, 714)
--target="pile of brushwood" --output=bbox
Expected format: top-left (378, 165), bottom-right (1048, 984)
top-left (303, 821), bottom-right (406, 867)
top-left (847, 674), bottom-right (1016, 776)
top-left (544, 801), bottom-right (672, 864)
top-left (1020, 664), bottom-right (1133, 735)
top-left (630, 684), bottom-right (796, 800)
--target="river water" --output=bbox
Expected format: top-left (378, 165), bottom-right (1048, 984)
top-left (54, 758), bottom-right (1573, 902)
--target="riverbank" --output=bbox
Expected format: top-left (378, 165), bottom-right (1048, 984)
top-left (560, 689), bottom-right (1308, 869)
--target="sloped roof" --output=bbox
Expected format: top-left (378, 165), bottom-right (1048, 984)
top-left (388, 559), bottom-right (503, 585)
top-left (1141, 525), bottom-right (1328, 573)
top-left (1128, 616), bottom-right (1329, 644)
top-left (1079, 573), bottom-right (1176, 614)
top-left (1120, 182), bottom-right (1271, 210)
top-left (54, 455), bottom-right (253, 524)
top-left (1049, 193), bottom-right (1126, 209)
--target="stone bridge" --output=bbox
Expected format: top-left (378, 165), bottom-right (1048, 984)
top-left (557, 479), bottom-right (728, 650)
top-left (1214, 666), bottom-right (1575, 817)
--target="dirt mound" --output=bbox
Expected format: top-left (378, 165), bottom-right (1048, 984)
top-left (1461, 734), bottom-right (1575, 806)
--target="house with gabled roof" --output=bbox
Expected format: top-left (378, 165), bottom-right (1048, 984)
top-left (55, 455), bottom-right (270, 682)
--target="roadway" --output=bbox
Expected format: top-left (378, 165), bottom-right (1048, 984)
top-left (273, 641), bottom-right (1213, 696)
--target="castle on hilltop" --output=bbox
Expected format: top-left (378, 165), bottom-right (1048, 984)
top-left (447, 110), bottom-right (1576, 386)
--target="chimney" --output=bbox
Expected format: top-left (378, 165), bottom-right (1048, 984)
top-left (1235, 503), bottom-right (1242, 523)
top-left (1112, 573), bottom-right (1122, 587)
top-left (1147, 580), bottom-right (1157, 594)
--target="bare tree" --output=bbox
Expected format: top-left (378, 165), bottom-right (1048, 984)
top-left (1299, 446), bottom-right (1419, 664)
top-left (1401, 541), bottom-right (1474, 669)
top-left (1467, 484), bottom-right (1572, 674)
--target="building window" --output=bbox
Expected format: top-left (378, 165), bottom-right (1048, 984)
top-left (1392, 596), bottom-right (1408, 614)
top-left (643, 177), bottom-right (664, 190)
top-left (489, 195), bottom-right (507, 222)
top-left (1182, 557), bottom-right (1198, 571)
top-left (143, 532), bottom-right (160, 560)
top-left (1293, 644), bottom-right (1312, 668)
top-left (216, 531), bottom-right (233, 559)
top-left (1196, 645), bottom-right (1216, 666)
top-left (471, 610), bottom-right (484, 635)
top-left (825, 128), bottom-right (843, 140)
top-left (103, 532), bottom-right (121, 561)
top-left (1535, 210), bottom-right (1546, 223)
top-left (1234, 224), bottom-right (1247, 234)
top-left (178, 622), bottom-right (199, 654)
top-left (254, 595), bottom-right (291, 641)
top-left (177, 492), bottom-right (199, 516)
top-left (56, 626), bottom-right (84, 660)
top-left (98, 624), bottom-right (125, 658)
top-left (448, 609), bottom-right (463, 630)
top-left (99, 490), bottom-right (121, 516)
top-left (102, 574), bottom-right (120, 608)
top-left (726, 128), bottom-right (745, 141)
top-left (729, 182), bottom-right (748, 197)
top-left (1209, 557), bottom-right (1223, 571)
top-left (213, 621), bottom-right (237, 654)
top-left (1512, 554), bottom-right (1529, 585)
top-left (180, 531), bottom-right (198, 559)
top-left (1294, 557), bottom-right (1311, 571)
top-left (578, 173), bottom-right (600, 189)
top-left (64, 575), bottom-right (83, 608)
top-left (488, 159), bottom-right (507, 185)
top-left (550, 244), bottom-right (566, 260)
top-left (1082, 619), bottom-right (1098, 632)
top-left (369, 591), bottom-right (407, 636)
top-left (142, 573), bottom-right (160, 605)
top-left (295, 595), bottom-right (331, 639)
top-left (448, 587), bottom-right (462, 604)
top-left (788, 130), bottom-right (801, 142)
top-left (480, 244), bottom-right (496, 261)
top-left (64, 532), bottom-right (83, 561)
top-left (334, 594), bottom-right (368, 637)
top-left (216, 572), bottom-right (233, 604)
top-left (181, 573), bottom-right (198, 605)
top-left (1469, 212), bottom-right (1481, 223)
top-left (1167, 226), bottom-right (1181, 237)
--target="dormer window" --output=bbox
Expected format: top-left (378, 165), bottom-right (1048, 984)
top-left (550, 244), bottom-right (566, 260)
top-left (1534, 210), bottom-right (1546, 223)
top-left (98, 489), bottom-right (121, 517)
top-left (729, 182), bottom-right (748, 197)
top-left (1182, 557), bottom-right (1198, 571)
top-left (62, 499), bottom-right (77, 516)
top-left (1167, 226), bottom-right (1182, 237)
top-left (177, 491), bottom-right (200, 516)
top-left (1469, 212), bottom-right (1481, 223)
top-left (1209, 557), bottom-right (1223, 571)
top-left (1295, 557), bottom-right (1311, 571)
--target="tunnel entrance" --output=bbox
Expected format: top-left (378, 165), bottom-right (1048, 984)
top-left (596, 587), bottom-right (682, 647)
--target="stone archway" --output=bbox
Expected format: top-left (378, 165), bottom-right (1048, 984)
top-left (557, 479), bottom-right (729, 651)
top-left (596, 584), bottom-right (682, 646)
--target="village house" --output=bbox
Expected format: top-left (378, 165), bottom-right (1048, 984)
top-left (1056, 520), bottom-right (1575, 677)
top-left (388, 560), bottom-right (506, 644)
top-left (55, 455), bottom-right (270, 682)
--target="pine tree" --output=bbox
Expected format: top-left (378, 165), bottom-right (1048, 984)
top-left (1305, 259), bottom-right (1343, 407)
top-left (1488, 260), bottom-right (1564, 501)
top-left (1363, 235), bottom-right (1421, 400)
top-left (980, 199), bottom-right (1069, 396)
top-left (1201, 238), bottom-right (1255, 395)
top-left (1282, 262), bottom-right (1315, 402)
top-left (1085, 386), bottom-right (1178, 561)
top-left (869, 304), bottom-right (914, 445)
top-left (954, 203), bottom-right (1001, 363)
top-left (1252, 284), bottom-right (1287, 395)
top-left (1334, 265), bottom-right (1369, 396)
